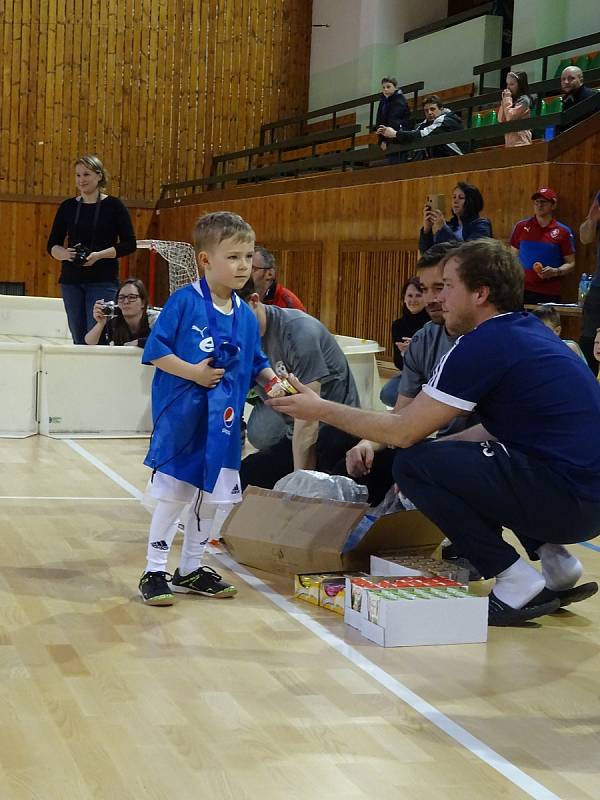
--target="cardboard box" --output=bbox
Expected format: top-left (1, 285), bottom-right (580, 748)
top-left (221, 486), bottom-right (444, 576)
top-left (344, 577), bottom-right (488, 647)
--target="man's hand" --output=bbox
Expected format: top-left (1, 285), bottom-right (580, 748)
top-left (189, 358), bottom-right (225, 388)
top-left (396, 337), bottom-right (411, 355)
top-left (540, 266), bottom-right (559, 280)
top-left (346, 441), bottom-right (375, 477)
top-left (376, 125), bottom-right (396, 139)
top-left (266, 375), bottom-right (324, 421)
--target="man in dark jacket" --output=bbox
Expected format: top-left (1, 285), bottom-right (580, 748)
top-left (377, 94), bottom-right (465, 160)
top-left (375, 77), bottom-right (410, 163)
top-left (558, 67), bottom-right (598, 133)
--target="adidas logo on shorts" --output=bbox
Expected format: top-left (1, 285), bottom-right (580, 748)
top-left (150, 540), bottom-right (169, 551)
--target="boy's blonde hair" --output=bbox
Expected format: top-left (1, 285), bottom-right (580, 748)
top-left (192, 211), bottom-right (255, 254)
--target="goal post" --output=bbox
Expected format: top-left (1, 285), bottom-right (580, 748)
top-left (136, 239), bottom-right (198, 304)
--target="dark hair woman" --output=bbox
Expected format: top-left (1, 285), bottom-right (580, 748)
top-left (498, 70), bottom-right (532, 147)
top-left (47, 155), bottom-right (137, 344)
top-left (85, 278), bottom-right (157, 347)
top-left (379, 277), bottom-right (429, 407)
top-left (419, 181), bottom-right (493, 253)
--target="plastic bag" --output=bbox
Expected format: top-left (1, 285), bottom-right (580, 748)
top-left (273, 470), bottom-right (369, 503)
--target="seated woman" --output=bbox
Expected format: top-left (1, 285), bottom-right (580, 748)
top-left (84, 278), bottom-right (157, 346)
top-left (498, 71), bottom-right (532, 147)
top-left (531, 305), bottom-right (587, 361)
top-left (419, 182), bottom-right (492, 253)
top-left (380, 277), bottom-right (429, 407)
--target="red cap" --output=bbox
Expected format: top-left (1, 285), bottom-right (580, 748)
top-left (531, 187), bottom-right (557, 203)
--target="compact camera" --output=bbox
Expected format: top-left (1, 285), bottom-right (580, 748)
top-left (72, 244), bottom-right (92, 267)
top-left (101, 301), bottom-right (122, 319)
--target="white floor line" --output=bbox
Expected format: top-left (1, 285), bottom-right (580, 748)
top-left (64, 439), bottom-right (144, 500)
top-left (66, 440), bottom-right (560, 800)
top-left (0, 496), bottom-right (138, 501)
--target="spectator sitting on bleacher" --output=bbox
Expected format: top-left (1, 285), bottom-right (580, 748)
top-left (419, 182), bottom-right (492, 253)
top-left (84, 278), bottom-right (158, 347)
top-left (251, 246), bottom-right (306, 311)
top-left (531, 306), bottom-right (586, 361)
top-left (498, 71), bottom-right (532, 147)
top-left (558, 66), bottom-right (597, 133)
top-left (380, 277), bottom-right (429, 407)
top-left (375, 76), bottom-right (410, 164)
top-left (510, 187), bottom-right (575, 305)
top-left (377, 95), bottom-right (465, 161)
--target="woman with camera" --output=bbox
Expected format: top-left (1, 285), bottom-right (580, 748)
top-left (84, 278), bottom-right (157, 347)
top-left (47, 155), bottom-right (137, 344)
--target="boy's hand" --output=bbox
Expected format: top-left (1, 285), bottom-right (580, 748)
top-left (190, 358), bottom-right (225, 388)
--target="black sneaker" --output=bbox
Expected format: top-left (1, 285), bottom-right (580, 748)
top-left (488, 591), bottom-right (560, 626)
top-left (138, 571), bottom-right (174, 606)
top-left (531, 582), bottom-right (598, 609)
top-left (170, 566), bottom-right (237, 598)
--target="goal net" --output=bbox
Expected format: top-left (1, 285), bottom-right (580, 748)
top-left (137, 239), bottom-right (198, 295)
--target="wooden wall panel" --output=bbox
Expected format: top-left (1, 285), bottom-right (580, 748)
top-left (0, 0), bottom-right (312, 201)
top-left (266, 243), bottom-right (323, 318)
top-left (337, 243), bottom-right (419, 360)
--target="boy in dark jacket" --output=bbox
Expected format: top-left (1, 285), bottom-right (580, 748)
top-left (375, 77), bottom-right (410, 163)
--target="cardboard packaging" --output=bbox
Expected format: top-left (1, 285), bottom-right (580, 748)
top-left (221, 486), bottom-right (444, 577)
top-left (344, 576), bottom-right (488, 647)
top-left (294, 572), bottom-right (349, 615)
top-left (370, 554), bottom-right (470, 586)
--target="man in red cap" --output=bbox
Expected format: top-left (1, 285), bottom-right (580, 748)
top-left (510, 188), bottom-right (576, 305)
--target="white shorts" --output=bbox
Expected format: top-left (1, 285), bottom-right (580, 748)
top-left (143, 468), bottom-right (242, 507)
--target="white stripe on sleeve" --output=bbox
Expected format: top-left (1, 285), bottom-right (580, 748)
top-left (422, 384), bottom-right (476, 411)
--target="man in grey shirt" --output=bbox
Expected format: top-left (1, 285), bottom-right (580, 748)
top-left (239, 280), bottom-right (360, 489)
top-left (345, 243), bottom-right (463, 501)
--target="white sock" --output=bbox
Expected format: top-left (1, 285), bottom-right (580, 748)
top-left (537, 543), bottom-right (583, 591)
top-left (178, 503), bottom-right (212, 576)
top-left (145, 499), bottom-right (187, 573)
top-left (493, 557), bottom-right (546, 608)
top-left (208, 504), bottom-right (234, 543)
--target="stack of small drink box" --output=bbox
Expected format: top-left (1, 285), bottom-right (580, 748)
top-left (295, 554), bottom-right (488, 647)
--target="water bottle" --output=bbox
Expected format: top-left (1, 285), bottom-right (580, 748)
top-left (578, 273), bottom-right (589, 307)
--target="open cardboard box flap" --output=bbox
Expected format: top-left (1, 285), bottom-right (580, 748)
top-left (221, 486), bottom-right (444, 576)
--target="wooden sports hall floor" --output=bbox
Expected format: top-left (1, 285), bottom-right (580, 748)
top-left (1, 435), bottom-right (599, 800)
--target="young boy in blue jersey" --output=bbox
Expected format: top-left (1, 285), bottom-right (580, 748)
top-left (138, 212), bottom-right (287, 606)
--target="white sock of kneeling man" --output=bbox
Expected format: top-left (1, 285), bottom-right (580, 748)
top-left (178, 499), bottom-right (220, 577)
top-left (145, 498), bottom-right (188, 573)
top-left (493, 557), bottom-right (546, 609)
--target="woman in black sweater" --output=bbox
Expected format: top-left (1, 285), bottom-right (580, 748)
top-left (379, 277), bottom-right (429, 406)
top-left (47, 155), bottom-right (137, 343)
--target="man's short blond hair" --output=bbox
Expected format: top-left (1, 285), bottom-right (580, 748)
top-left (192, 211), bottom-right (255, 254)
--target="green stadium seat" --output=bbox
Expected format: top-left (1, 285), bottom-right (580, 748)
top-left (587, 51), bottom-right (600, 70)
top-left (472, 112), bottom-right (483, 128)
top-left (541, 96), bottom-right (562, 115)
top-left (573, 53), bottom-right (591, 70)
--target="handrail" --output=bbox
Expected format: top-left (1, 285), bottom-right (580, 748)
top-left (473, 30), bottom-right (600, 92)
top-left (259, 81), bottom-right (424, 144)
top-left (158, 93), bottom-right (599, 200)
top-left (404, 2), bottom-right (493, 43)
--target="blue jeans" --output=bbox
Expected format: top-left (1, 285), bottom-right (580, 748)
top-left (380, 373), bottom-right (402, 407)
top-left (61, 281), bottom-right (118, 344)
top-left (393, 440), bottom-right (600, 579)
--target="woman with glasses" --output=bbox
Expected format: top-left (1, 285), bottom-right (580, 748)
top-left (84, 278), bottom-right (158, 346)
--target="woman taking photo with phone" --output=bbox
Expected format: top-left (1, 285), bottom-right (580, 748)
top-left (47, 155), bottom-right (137, 344)
top-left (419, 182), bottom-right (493, 253)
